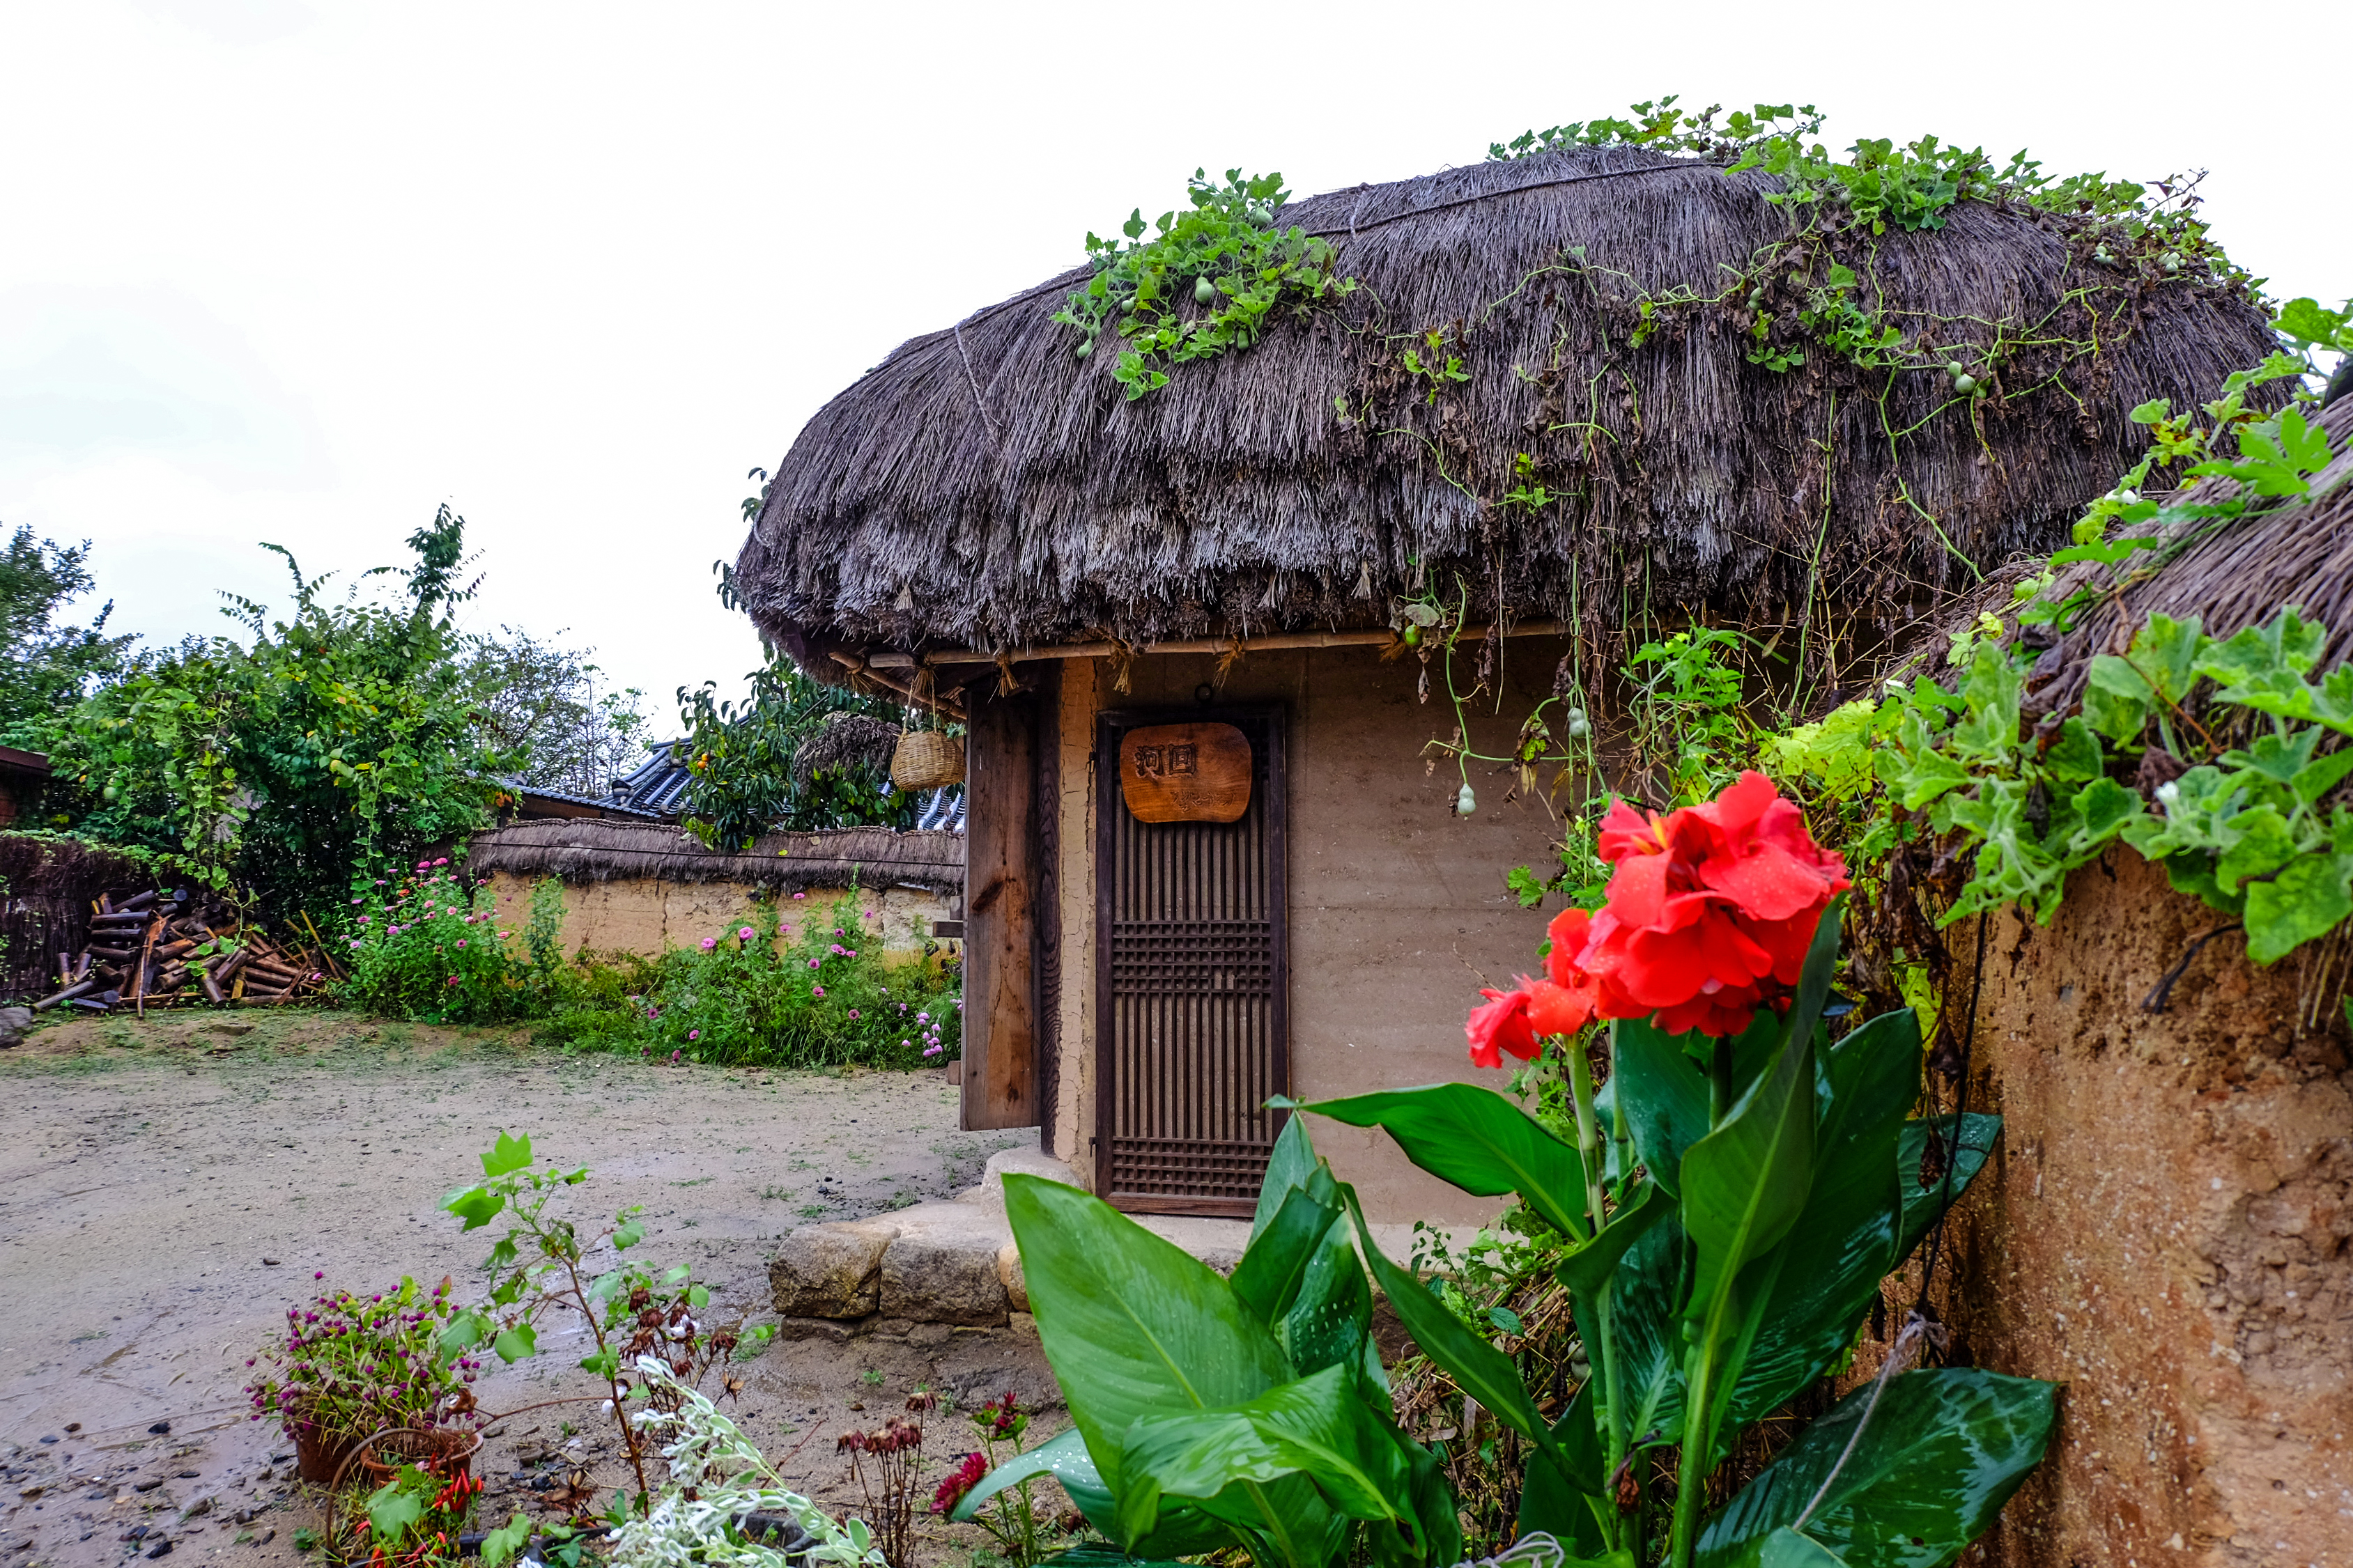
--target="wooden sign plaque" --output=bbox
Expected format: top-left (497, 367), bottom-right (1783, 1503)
top-left (1118, 722), bottom-right (1253, 824)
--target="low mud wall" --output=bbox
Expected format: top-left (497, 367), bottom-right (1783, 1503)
top-left (1925, 848), bottom-right (2352, 1567)
top-left (479, 871), bottom-right (950, 961)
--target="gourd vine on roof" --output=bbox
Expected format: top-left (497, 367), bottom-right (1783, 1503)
top-left (1054, 168), bottom-right (1355, 399)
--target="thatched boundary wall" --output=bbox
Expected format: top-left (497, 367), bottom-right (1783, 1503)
top-left (1911, 848), bottom-right (2353, 1567)
top-left (1, 835), bottom-right (153, 1001)
top-left (463, 821), bottom-right (961, 961)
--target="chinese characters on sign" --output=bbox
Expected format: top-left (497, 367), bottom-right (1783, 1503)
top-left (1118, 722), bottom-right (1253, 823)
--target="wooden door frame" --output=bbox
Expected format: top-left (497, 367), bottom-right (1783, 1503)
top-left (1091, 702), bottom-right (1289, 1213)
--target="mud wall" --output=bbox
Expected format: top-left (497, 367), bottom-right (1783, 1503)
top-left (479, 871), bottom-right (949, 962)
top-left (1928, 848), bottom-right (2353, 1567)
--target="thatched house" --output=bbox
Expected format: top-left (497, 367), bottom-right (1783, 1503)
top-left (731, 143), bottom-right (2277, 1222)
top-left (464, 820), bottom-right (963, 962)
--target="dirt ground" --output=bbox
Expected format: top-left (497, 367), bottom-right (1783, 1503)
top-left (0, 1010), bottom-right (1059, 1568)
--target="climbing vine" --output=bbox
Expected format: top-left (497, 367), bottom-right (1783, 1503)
top-left (1055, 169), bottom-right (1355, 399)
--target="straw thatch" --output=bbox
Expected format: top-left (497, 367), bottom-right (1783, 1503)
top-left (1954, 397), bottom-right (2353, 710)
top-left (462, 819), bottom-right (964, 895)
top-left (735, 144), bottom-right (2278, 672)
top-left (789, 712), bottom-right (902, 786)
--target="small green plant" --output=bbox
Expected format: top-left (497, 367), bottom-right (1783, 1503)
top-left (438, 1133), bottom-right (775, 1518)
top-left (1056, 169), bottom-right (1356, 399)
top-left (338, 860), bottom-right (548, 1024)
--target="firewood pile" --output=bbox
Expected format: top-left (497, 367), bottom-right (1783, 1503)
top-left (33, 887), bottom-right (334, 1014)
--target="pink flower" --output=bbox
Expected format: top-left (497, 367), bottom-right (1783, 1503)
top-left (456, 940), bottom-right (466, 947)
top-left (808, 958), bottom-right (821, 970)
top-left (701, 937), bottom-right (718, 951)
top-left (435, 857), bottom-right (450, 867)
top-left (848, 1009), bottom-right (860, 1019)
top-left (792, 892), bottom-right (805, 900)
top-left (688, 1029), bottom-right (700, 1040)
top-left (923, 1043), bottom-right (943, 1057)
top-left (446, 976), bottom-right (460, 986)
top-left (813, 985), bottom-right (826, 998)
top-left (738, 926), bottom-right (755, 940)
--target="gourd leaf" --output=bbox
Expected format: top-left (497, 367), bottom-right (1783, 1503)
top-left (1695, 1369), bottom-right (2057, 1568)
top-left (2245, 848), bottom-right (2353, 965)
top-left (1286, 1084), bottom-right (1590, 1242)
top-left (1001, 1174), bottom-right (1290, 1544)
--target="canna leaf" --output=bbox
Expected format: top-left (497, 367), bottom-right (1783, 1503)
top-left (1286, 1084), bottom-right (1591, 1242)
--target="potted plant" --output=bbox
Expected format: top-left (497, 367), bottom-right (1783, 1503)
top-left (245, 1274), bottom-right (482, 1484)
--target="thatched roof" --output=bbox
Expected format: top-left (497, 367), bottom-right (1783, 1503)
top-left (1955, 396), bottom-right (2353, 709)
top-left (463, 818), bottom-right (964, 894)
top-left (736, 144), bottom-right (2277, 672)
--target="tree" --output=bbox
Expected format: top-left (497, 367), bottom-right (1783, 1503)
top-left (457, 626), bottom-right (651, 800)
top-left (0, 525), bottom-right (142, 751)
top-left (48, 507), bottom-right (513, 917)
top-left (673, 657), bottom-right (913, 848)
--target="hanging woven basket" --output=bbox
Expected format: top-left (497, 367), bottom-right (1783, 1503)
top-left (891, 729), bottom-right (965, 791)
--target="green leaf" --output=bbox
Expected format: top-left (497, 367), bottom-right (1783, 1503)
top-left (1725, 1010), bottom-right (1917, 1430)
top-left (438, 1310), bottom-right (488, 1363)
top-left (1003, 1175), bottom-right (1290, 1506)
top-left (1230, 1183), bottom-right (1344, 1328)
top-left (611, 1219), bottom-right (645, 1250)
top-left (441, 1185), bottom-right (504, 1232)
top-left (1555, 1179), bottom-right (1672, 1302)
top-left (491, 1324), bottom-right (537, 1363)
top-left (478, 1513), bottom-right (533, 1568)
top-left (1695, 1369), bottom-right (2058, 1568)
top-left (1118, 1365), bottom-right (1420, 1548)
top-left (578, 1346), bottom-right (619, 1380)
top-left (952, 1428), bottom-right (1115, 1531)
top-left (2041, 719), bottom-right (2106, 784)
top-left (1279, 1217), bottom-right (1374, 1379)
top-left (481, 1131), bottom-right (533, 1179)
top-left (1613, 1018), bottom-right (1711, 1195)
top-left (364, 1478), bottom-right (426, 1546)
top-left (1759, 1527), bottom-right (1848, 1567)
top-left (1340, 1189), bottom-right (1594, 1498)
top-left (1896, 1114), bottom-right (2001, 1257)
top-left (1681, 1026), bottom-right (1816, 1325)
top-left (1251, 1115), bottom-right (1319, 1241)
top-left (1288, 1084), bottom-right (1591, 1242)
top-left (2244, 851), bottom-right (2353, 965)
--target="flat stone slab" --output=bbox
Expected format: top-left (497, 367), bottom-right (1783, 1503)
top-left (769, 1141), bottom-right (1462, 1326)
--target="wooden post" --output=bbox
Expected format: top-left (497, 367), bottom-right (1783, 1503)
top-left (959, 672), bottom-right (1040, 1132)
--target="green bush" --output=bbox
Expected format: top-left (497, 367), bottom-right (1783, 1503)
top-left (535, 892), bottom-right (963, 1071)
top-left (337, 865), bottom-right (962, 1071)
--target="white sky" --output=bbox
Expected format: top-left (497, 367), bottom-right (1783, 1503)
top-left (3, 0), bottom-right (2345, 743)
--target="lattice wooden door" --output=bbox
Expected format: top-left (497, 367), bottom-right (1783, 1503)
top-left (1094, 707), bottom-right (1287, 1216)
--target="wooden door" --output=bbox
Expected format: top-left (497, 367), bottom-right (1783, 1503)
top-left (1094, 706), bottom-right (1288, 1216)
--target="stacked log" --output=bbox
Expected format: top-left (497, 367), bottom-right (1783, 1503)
top-left (31, 887), bottom-right (335, 1013)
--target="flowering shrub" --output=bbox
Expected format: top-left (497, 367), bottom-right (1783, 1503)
top-left (243, 1274), bottom-right (477, 1447)
top-left (337, 860), bottom-right (564, 1025)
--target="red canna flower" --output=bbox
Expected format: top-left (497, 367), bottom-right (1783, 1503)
top-left (1570, 770), bottom-right (1848, 1037)
top-left (1465, 907), bottom-right (1605, 1069)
